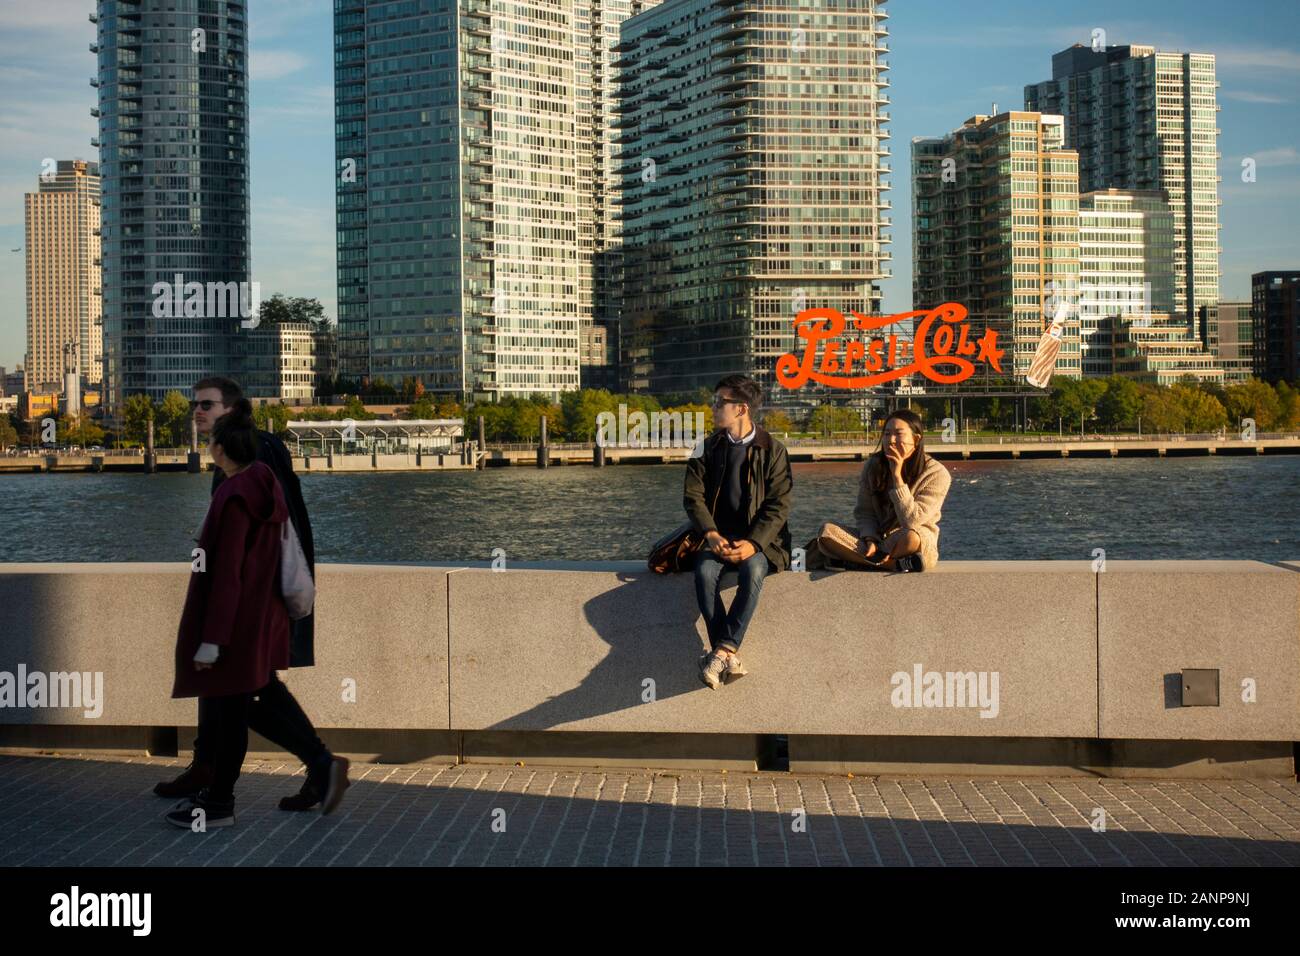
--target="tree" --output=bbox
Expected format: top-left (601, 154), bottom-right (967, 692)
top-left (57, 413), bottom-right (105, 447)
top-left (511, 400), bottom-right (564, 442)
top-left (1096, 376), bottom-right (1143, 430)
top-left (253, 403), bottom-right (292, 437)
top-left (341, 395), bottom-right (376, 421)
top-left (122, 393), bottom-right (156, 445)
top-left (1274, 381), bottom-right (1300, 430)
top-left (1221, 378), bottom-right (1283, 432)
top-left (256, 294), bottom-right (328, 331)
top-left (156, 390), bottom-right (192, 446)
top-left (764, 410), bottom-right (796, 434)
top-left (404, 396), bottom-right (436, 420)
top-left (561, 388), bottom-right (619, 442)
top-left (1142, 384), bottom-right (1227, 433)
top-left (0, 413), bottom-right (18, 450)
top-left (807, 405), bottom-right (863, 436)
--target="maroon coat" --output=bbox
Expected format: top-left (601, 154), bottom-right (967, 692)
top-left (173, 460), bottom-right (291, 699)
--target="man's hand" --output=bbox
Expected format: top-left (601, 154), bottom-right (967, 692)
top-left (705, 530), bottom-right (728, 555)
top-left (720, 539), bottom-right (758, 563)
top-left (194, 661), bottom-right (213, 671)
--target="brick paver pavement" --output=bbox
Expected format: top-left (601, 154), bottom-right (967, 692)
top-left (3, 752), bottom-right (1300, 867)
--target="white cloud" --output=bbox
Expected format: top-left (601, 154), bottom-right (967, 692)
top-left (1222, 90), bottom-right (1290, 104)
top-left (1214, 46), bottom-right (1300, 72)
top-left (1245, 146), bottom-right (1300, 167)
top-left (250, 49), bottom-right (308, 81)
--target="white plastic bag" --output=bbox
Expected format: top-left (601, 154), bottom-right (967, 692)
top-left (279, 519), bottom-right (315, 620)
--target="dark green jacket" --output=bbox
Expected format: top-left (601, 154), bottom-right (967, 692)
top-left (683, 426), bottom-right (793, 572)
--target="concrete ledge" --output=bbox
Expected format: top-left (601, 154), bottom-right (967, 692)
top-left (0, 563), bottom-right (456, 730)
top-left (1098, 561), bottom-right (1300, 741)
top-left (448, 562), bottom-right (1098, 737)
top-left (2, 560), bottom-right (1298, 776)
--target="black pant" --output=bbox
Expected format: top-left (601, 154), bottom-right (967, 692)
top-left (196, 674), bottom-right (330, 802)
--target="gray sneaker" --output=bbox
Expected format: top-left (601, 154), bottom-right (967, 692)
top-left (723, 654), bottom-right (748, 684)
top-left (699, 651), bottom-right (728, 690)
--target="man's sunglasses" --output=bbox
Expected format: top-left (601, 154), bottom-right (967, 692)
top-left (710, 396), bottom-right (746, 409)
top-left (189, 399), bottom-right (221, 411)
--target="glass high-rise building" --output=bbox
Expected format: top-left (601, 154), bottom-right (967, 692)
top-left (1077, 189), bottom-right (1174, 376)
top-left (912, 111), bottom-right (1081, 380)
top-left (94, 0), bottom-right (250, 414)
top-left (24, 160), bottom-right (102, 395)
top-left (617, 0), bottom-right (893, 405)
top-left (335, 0), bottom-right (652, 401)
top-left (1026, 45), bottom-right (1221, 340)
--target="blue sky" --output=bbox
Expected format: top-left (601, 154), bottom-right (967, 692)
top-left (1, 0), bottom-right (1297, 372)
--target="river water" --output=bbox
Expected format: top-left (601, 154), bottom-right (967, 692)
top-left (1, 457), bottom-right (1296, 564)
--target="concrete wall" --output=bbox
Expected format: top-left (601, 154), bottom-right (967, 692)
top-left (0, 564), bottom-right (453, 730)
top-left (1, 560), bottom-right (1297, 773)
top-left (447, 562), bottom-right (1098, 738)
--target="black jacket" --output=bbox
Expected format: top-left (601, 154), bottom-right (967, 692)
top-left (683, 426), bottom-right (793, 572)
top-left (211, 429), bottom-right (316, 667)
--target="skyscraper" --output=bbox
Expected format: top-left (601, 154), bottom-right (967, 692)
top-left (24, 159), bottom-right (102, 395)
top-left (912, 111), bottom-right (1081, 380)
top-left (1251, 271), bottom-right (1300, 384)
top-left (618, 0), bottom-right (892, 404)
top-left (1026, 45), bottom-right (1221, 339)
top-left (1077, 189), bottom-right (1174, 376)
top-left (94, 0), bottom-right (250, 414)
top-left (335, 0), bottom-right (651, 401)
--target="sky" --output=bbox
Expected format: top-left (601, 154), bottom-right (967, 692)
top-left (0, 0), bottom-right (1297, 372)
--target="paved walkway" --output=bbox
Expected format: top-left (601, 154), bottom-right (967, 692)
top-left (3, 753), bottom-right (1300, 867)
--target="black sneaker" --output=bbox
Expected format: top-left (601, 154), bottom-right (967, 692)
top-left (153, 760), bottom-right (214, 799)
top-left (278, 776), bottom-right (322, 812)
top-left (319, 756), bottom-right (351, 816)
top-left (894, 554), bottom-right (924, 573)
top-left (165, 788), bottom-right (235, 830)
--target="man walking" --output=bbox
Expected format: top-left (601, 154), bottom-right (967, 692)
top-left (154, 376), bottom-right (349, 813)
top-left (684, 375), bottom-right (793, 688)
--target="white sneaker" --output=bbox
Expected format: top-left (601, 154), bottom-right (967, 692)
top-left (699, 651), bottom-right (728, 690)
top-left (723, 654), bottom-right (748, 684)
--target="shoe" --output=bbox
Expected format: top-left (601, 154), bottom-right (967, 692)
top-left (164, 788), bottom-right (235, 830)
top-left (894, 554), bottom-right (924, 573)
top-left (278, 777), bottom-right (322, 812)
top-left (319, 756), bottom-right (351, 816)
top-left (699, 650), bottom-right (728, 690)
top-left (723, 654), bottom-right (748, 684)
top-left (153, 760), bottom-right (214, 799)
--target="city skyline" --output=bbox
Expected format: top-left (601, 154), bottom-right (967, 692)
top-left (0, 0), bottom-right (1297, 376)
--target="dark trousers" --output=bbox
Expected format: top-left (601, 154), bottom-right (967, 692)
top-left (196, 674), bottom-right (330, 802)
top-left (693, 550), bottom-right (769, 652)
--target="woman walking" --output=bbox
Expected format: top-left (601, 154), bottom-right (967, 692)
top-left (166, 399), bottom-right (347, 828)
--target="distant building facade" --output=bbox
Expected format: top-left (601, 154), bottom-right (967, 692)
top-left (1251, 271), bottom-right (1300, 384)
top-left (24, 159), bottom-right (102, 394)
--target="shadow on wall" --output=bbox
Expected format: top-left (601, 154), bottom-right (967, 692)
top-left (487, 571), bottom-right (710, 730)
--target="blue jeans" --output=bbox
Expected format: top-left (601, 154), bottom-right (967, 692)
top-left (693, 550), bottom-right (769, 653)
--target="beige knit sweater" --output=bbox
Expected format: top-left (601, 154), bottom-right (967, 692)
top-left (853, 453), bottom-right (952, 544)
